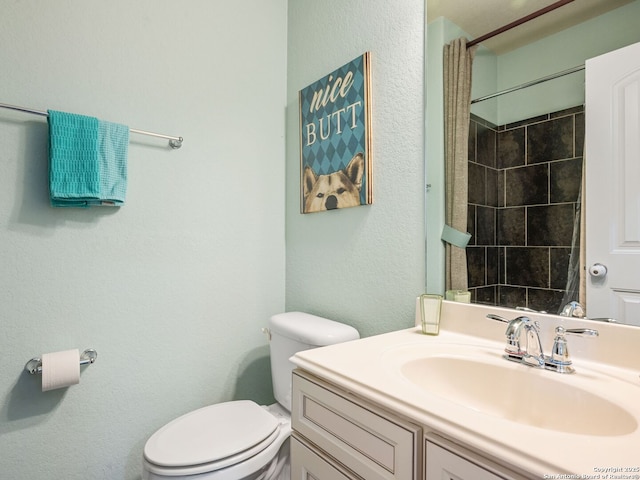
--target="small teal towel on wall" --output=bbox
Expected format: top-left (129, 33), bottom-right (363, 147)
top-left (97, 119), bottom-right (129, 205)
top-left (48, 110), bottom-right (100, 206)
top-left (48, 110), bottom-right (129, 207)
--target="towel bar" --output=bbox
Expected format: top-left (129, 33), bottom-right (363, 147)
top-left (25, 349), bottom-right (98, 375)
top-left (0, 102), bottom-right (183, 149)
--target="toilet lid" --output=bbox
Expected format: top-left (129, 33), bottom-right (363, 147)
top-left (144, 400), bottom-right (279, 468)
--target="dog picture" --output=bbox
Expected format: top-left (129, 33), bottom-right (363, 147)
top-left (298, 54), bottom-right (372, 213)
top-left (302, 153), bottom-right (365, 213)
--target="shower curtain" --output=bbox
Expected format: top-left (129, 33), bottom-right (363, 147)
top-left (443, 38), bottom-right (477, 291)
top-left (561, 153), bottom-right (587, 312)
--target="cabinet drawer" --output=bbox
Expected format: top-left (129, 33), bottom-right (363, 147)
top-left (292, 370), bottom-right (421, 480)
top-left (291, 435), bottom-right (360, 480)
top-left (426, 442), bottom-right (504, 480)
top-left (425, 436), bottom-right (530, 480)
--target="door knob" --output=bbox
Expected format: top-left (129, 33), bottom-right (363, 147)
top-left (589, 263), bottom-right (608, 277)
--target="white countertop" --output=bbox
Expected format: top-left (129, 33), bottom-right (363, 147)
top-left (291, 302), bottom-right (640, 478)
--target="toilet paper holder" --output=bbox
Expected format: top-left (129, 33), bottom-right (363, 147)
top-left (25, 349), bottom-right (98, 375)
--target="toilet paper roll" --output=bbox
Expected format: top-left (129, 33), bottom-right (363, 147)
top-left (41, 349), bottom-right (80, 392)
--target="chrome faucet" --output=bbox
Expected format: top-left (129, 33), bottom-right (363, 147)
top-left (560, 300), bottom-right (618, 323)
top-left (502, 315), bottom-right (526, 360)
top-left (487, 314), bottom-right (545, 366)
top-left (560, 301), bottom-right (585, 318)
top-left (487, 314), bottom-right (598, 373)
top-left (522, 319), bottom-right (545, 367)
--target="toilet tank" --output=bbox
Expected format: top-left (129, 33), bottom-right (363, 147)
top-left (268, 312), bottom-right (359, 412)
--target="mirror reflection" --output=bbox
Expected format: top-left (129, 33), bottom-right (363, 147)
top-left (467, 74), bottom-right (584, 314)
top-left (427, 0), bottom-right (640, 323)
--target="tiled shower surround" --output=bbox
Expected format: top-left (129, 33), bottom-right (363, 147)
top-left (467, 106), bottom-right (584, 313)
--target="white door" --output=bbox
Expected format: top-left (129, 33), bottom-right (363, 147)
top-left (586, 41), bottom-right (640, 326)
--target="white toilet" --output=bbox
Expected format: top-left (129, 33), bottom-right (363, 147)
top-left (142, 312), bottom-right (360, 480)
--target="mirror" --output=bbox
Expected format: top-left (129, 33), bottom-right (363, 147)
top-left (426, 0), bottom-right (640, 323)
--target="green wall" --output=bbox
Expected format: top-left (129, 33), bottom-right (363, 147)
top-left (285, 0), bottom-right (426, 337)
top-left (0, 2), bottom-right (286, 479)
top-left (496, 1), bottom-right (640, 125)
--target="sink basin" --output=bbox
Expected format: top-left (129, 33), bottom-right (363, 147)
top-left (396, 346), bottom-right (637, 436)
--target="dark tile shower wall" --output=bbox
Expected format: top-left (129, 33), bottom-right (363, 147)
top-left (467, 107), bottom-right (584, 313)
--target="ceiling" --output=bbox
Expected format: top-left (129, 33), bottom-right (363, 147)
top-left (427, 0), bottom-right (634, 54)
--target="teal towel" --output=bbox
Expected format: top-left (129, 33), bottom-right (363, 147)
top-left (97, 119), bottom-right (129, 205)
top-left (48, 110), bottom-right (100, 206)
top-left (48, 110), bottom-right (129, 207)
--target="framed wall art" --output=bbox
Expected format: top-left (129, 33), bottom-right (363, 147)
top-left (299, 52), bottom-right (372, 214)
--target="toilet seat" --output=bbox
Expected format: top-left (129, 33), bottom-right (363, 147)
top-left (144, 400), bottom-right (282, 476)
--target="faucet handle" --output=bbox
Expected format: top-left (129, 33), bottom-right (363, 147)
top-left (486, 313), bottom-right (509, 323)
top-left (546, 326), bottom-right (599, 374)
top-left (516, 306), bottom-right (547, 314)
top-left (564, 328), bottom-right (599, 336)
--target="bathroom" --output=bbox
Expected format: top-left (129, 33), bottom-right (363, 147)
top-left (1, 1), bottom-right (638, 479)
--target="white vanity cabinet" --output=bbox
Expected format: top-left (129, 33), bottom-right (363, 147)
top-left (291, 369), bottom-right (422, 480)
top-left (291, 311), bottom-right (640, 477)
top-left (291, 369), bottom-right (532, 480)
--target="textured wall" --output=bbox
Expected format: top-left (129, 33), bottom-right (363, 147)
top-left (285, 0), bottom-right (426, 337)
top-left (0, 1), bottom-right (286, 479)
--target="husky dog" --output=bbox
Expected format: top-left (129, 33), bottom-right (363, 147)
top-left (302, 153), bottom-right (365, 213)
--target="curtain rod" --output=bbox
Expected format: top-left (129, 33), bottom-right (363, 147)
top-left (471, 64), bottom-right (584, 104)
top-left (0, 102), bottom-right (183, 149)
top-left (467, 0), bottom-right (575, 48)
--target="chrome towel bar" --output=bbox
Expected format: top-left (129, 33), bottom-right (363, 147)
top-left (0, 102), bottom-right (183, 149)
top-left (25, 349), bottom-right (98, 375)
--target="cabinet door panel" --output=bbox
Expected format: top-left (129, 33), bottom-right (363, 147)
top-left (292, 370), bottom-right (421, 480)
top-left (291, 436), bottom-right (360, 480)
